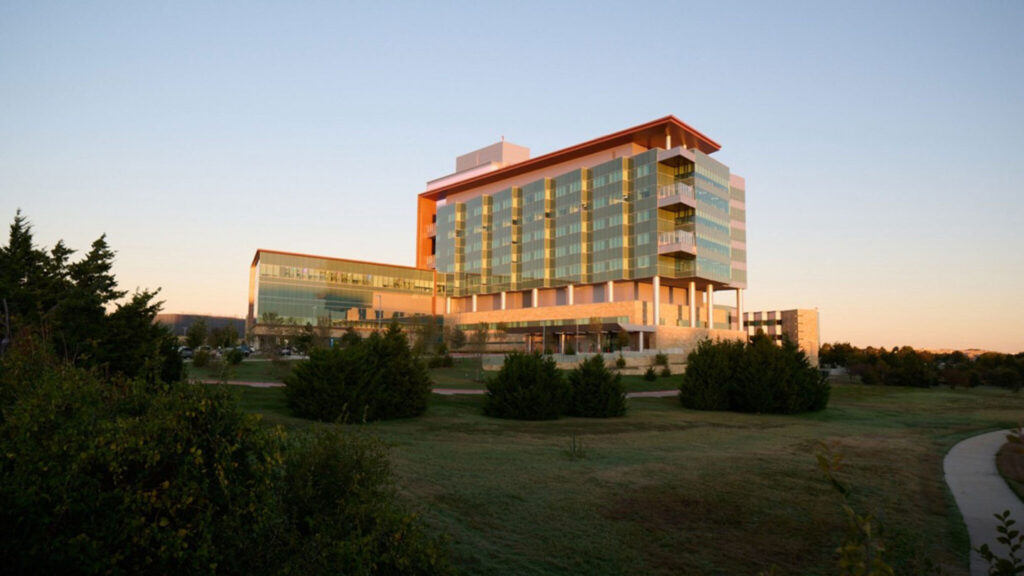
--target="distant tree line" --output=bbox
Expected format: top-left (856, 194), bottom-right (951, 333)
top-left (820, 342), bottom-right (1023, 391)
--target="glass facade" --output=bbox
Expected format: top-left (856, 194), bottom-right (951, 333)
top-left (430, 140), bottom-right (746, 296)
top-left (255, 251), bottom-right (440, 328)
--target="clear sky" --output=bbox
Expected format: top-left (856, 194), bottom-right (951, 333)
top-left (2, 1), bottom-right (1022, 353)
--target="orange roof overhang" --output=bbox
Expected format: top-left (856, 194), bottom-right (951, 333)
top-left (419, 115), bottom-right (720, 201)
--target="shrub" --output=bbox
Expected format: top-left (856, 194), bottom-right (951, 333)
top-left (285, 324), bottom-right (432, 423)
top-left (566, 354), bottom-right (626, 417)
top-left (643, 366), bottom-right (657, 381)
top-left (428, 343), bottom-right (455, 368)
top-left (484, 352), bottom-right (567, 420)
top-left (679, 338), bottom-right (744, 411)
top-left (564, 343), bottom-right (576, 356)
top-left (193, 348), bottom-right (211, 368)
top-left (680, 335), bottom-right (830, 414)
top-left (654, 352), bottom-right (668, 367)
top-left (0, 347), bottom-right (453, 576)
top-left (660, 366), bottom-right (672, 378)
top-left (616, 355), bottom-right (626, 369)
top-left (225, 348), bottom-right (244, 365)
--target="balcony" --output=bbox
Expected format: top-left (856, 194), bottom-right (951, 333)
top-left (657, 182), bottom-right (696, 211)
top-left (425, 223), bottom-right (436, 237)
top-left (658, 230), bottom-right (696, 257)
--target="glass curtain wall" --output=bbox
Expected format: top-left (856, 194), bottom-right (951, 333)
top-left (256, 252), bottom-right (436, 327)
top-left (590, 158), bottom-right (629, 283)
top-left (693, 151), bottom-right (733, 284)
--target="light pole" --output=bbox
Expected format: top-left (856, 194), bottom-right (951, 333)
top-left (377, 295), bottom-right (382, 331)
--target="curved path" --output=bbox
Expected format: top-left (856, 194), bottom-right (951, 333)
top-left (944, 429), bottom-right (1024, 576)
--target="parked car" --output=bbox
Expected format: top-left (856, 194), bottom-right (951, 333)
top-left (279, 347), bottom-right (293, 357)
top-left (178, 346), bottom-right (193, 359)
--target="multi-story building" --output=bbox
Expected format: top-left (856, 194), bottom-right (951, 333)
top-left (248, 116), bottom-right (751, 354)
top-left (744, 309), bottom-right (821, 366)
top-left (416, 115), bottom-right (747, 352)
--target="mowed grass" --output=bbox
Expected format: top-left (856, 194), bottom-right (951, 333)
top-left (186, 358), bottom-right (295, 382)
top-left (227, 381), bottom-right (1024, 576)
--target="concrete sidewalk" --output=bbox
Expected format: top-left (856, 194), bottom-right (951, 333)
top-left (209, 381), bottom-right (680, 399)
top-left (944, 429), bottom-right (1024, 576)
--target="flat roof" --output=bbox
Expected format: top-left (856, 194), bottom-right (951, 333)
top-left (420, 115), bottom-right (721, 201)
top-left (251, 248), bottom-right (432, 274)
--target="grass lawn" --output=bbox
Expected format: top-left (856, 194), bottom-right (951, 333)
top-left (225, 382), bottom-right (1024, 576)
top-left (186, 358), bottom-right (296, 382)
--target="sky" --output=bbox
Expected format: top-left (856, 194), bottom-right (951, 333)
top-left (1, 1), bottom-right (1022, 353)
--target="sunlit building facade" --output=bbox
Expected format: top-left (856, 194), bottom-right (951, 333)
top-left (249, 116), bottom-right (751, 353)
top-left (416, 116), bottom-right (747, 351)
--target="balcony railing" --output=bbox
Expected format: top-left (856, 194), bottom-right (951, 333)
top-left (657, 230), bottom-right (696, 256)
top-left (657, 182), bottom-right (696, 210)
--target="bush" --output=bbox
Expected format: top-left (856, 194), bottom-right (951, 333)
top-left (484, 352), bottom-right (568, 420)
top-left (566, 354), bottom-right (626, 417)
top-left (643, 366), bottom-right (657, 381)
top-left (654, 352), bottom-right (668, 367)
top-left (616, 355), bottom-right (626, 369)
top-left (564, 344), bottom-right (576, 356)
top-left (679, 338), bottom-right (744, 411)
top-left (285, 324), bottom-right (433, 423)
top-left (680, 335), bottom-right (830, 414)
top-left (0, 346), bottom-right (453, 575)
top-left (427, 343), bottom-right (454, 368)
top-left (660, 366), bottom-right (672, 378)
top-left (193, 348), bottom-right (211, 368)
top-left (225, 348), bottom-right (244, 365)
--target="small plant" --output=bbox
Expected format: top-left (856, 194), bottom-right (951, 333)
top-left (816, 443), bottom-right (895, 576)
top-left (660, 366), bottom-right (672, 378)
top-left (566, 433), bottom-right (586, 459)
top-left (654, 352), bottom-right (668, 367)
top-left (643, 366), bottom-right (657, 381)
top-left (976, 510), bottom-right (1024, 576)
top-left (193, 349), bottom-right (211, 368)
top-left (616, 354), bottom-right (626, 369)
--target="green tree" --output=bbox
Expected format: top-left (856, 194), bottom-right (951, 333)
top-left (445, 325), bottom-right (467, 351)
top-left (484, 352), bottom-right (568, 420)
top-left (285, 323), bottom-right (432, 423)
top-left (566, 354), bottom-right (626, 417)
top-left (186, 318), bottom-right (208, 348)
top-left (0, 211), bottom-right (180, 382)
top-left (469, 322), bottom-right (489, 353)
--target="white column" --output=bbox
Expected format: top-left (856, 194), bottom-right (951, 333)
top-left (568, 284), bottom-right (574, 306)
top-left (445, 296), bottom-right (451, 315)
top-left (653, 276), bottom-right (660, 327)
top-left (607, 280), bottom-right (614, 302)
top-left (706, 284), bottom-right (715, 329)
top-left (532, 288), bottom-right (539, 308)
top-left (471, 294), bottom-right (477, 313)
top-left (639, 331), bottom-right (645, 352)
top-left (736, 289), bottom-right (744, 331)
top-left (688, 281), bottom-right (696, 328)
top-left (559, 333), bottom-right (565, 354)
top-left (501, 291), bottom-right (507, 311)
